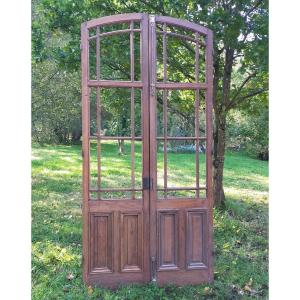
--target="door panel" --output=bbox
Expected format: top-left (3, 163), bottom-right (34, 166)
top-left (89, 213), bottom-right (113, 273)
top-left (82, 13), bottom-right (213, 288)
top-left (157, 210), bottom-right (179, 270)
top-left (120, 211), bottom-right (143, 272)
top-left (186, 209), bottom-right (207, 269)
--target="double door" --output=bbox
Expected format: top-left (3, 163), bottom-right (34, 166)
top-left (81, 13), bottom-right (213, 288)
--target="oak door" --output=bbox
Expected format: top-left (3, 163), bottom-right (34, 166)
top-left (81, 13), bottom-right (213, 288)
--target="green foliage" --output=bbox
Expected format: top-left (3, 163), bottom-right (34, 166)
top-left (31, 0), bottom-right (268, 147)
top-left (32, 144), bottom-right (268, 299)
top-left (227, 108), bottom-right (269, 159)
top-left (32, 60), bottom-right (81, 144)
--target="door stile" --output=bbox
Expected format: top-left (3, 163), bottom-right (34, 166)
top-left (81, 21), bottom-right (89, 283)
top-left (140, 13), bottom-right (151, 282)
top-left (205, 30), bottom-right (214, 282)
top-left (148, 14), bottom-right (158, 281)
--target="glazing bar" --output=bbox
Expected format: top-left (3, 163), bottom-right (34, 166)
top-left (130, 21), bottom-right (135, 199)
top-left (195, 32), bottom-right (200, 198)
top-left (96, 26), bottom-right (101, 200)
top-left (163, 23), bottom-right (168, 199)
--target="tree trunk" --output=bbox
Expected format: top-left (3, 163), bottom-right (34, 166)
top-left (71, 128), bottom-right (82, 144)
top-left (118, 139), bottom-right (125, 155)
top-left (212, 48), bottom-right (234, 207)
top-left (213, 114), bottom-right (226, 207)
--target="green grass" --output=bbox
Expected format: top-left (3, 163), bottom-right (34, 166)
top-left (32, 143), bottom-right (268, 299)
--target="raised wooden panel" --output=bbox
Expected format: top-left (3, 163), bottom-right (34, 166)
top-left (120, 212), bottom-right (143, 272)
top-left (186, 210), bottom-right (208, 269)
top-left (89, 213), bottom-right (113, 273)
top-left (157, 210), bottom-right (179, 270)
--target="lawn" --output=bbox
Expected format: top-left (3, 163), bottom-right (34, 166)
top-left (32, 143), bottom-right (268, 299)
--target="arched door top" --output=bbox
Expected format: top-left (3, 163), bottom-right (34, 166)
top-left (84, 13), bottom-right (212, 37)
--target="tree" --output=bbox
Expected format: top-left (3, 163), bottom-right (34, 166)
top-left (32, 60), bottom-right (81, 144)
top-left (32, 0), bottom-right (268, 206)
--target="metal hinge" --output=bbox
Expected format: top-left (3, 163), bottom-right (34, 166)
top-left (151, 256), bottom-right (157, 282)
top-left (150, 83), bottom-right (155, 96)
top-left (149, 15), bottom-right (155, 25)
top-left (143, 177), bottom-right (153, 190)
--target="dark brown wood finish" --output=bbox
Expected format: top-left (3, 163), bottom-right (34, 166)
top-left (81, 13), bottom-right (150, 288)
top-left (148, 15), bottom-right (213, 285)
top-left (81, 13), bottom-right (213, 288)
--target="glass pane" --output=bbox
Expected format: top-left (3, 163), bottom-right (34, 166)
top-left (199, 39), bottom-right (206, 83)
top-left (156, 24), bottom-right (198, 83)
top-left (134, 141), bottom-right (143, 188)
top-left (199, 90), bottom-right (206, 137)
top-left (156, 141), bottom-right (165, 189)
top-left (100, 22), bottom-right (129, 33)
top-left (156, 90), bottom-right (196, 137)
top-left (166, 24), bottom-right (196, 39)
top-left (89, 38), bottom-right (96, 80)
top-left (89, 27), bottom-right (97, 37)
top-left (89, 140), bottom-right (99, 190)
top-left (199, 140), bottom-right (206, 190)
top-left (168, 90), bottom-right (195, 137)
top-left (167, 140), bottom-right (196, 188)
top-left (100, 191), bottom-right (131, 200)
top-left (100, 33), bottom-right (131, 80)
top-left (167, 190), bottom-right (196, 198)
top-left (156, 33), bottom-right (164, 82)
top-left (167, 35), bottom-right (195, 83)
top-left (134, 32), bottom-right (141, 81)
top-left (89, 140), bottom-right (142, 199)
top-left (157, 190), bottom-right (196, 199)
top-left (101, 140), bottom-right (132, 188)
top-left (89, 88), bottom-right (141, 137)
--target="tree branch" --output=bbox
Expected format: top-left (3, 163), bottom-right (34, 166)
top-left (230, 72), bottom-right (257, 103)
top-left (243, 0), bottom-right (263, 21)
top-left (239, 88), bottom-right (267, 100)
top-left (227, 88), bottom-right (267, 110)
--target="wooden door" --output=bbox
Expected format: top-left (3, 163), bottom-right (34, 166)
top-left (148, 15), bottom-right (214, 285)
top-left (81, 13), bottom-right (213, 288)
top-left (81, 13), bottom-right (150, 288)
